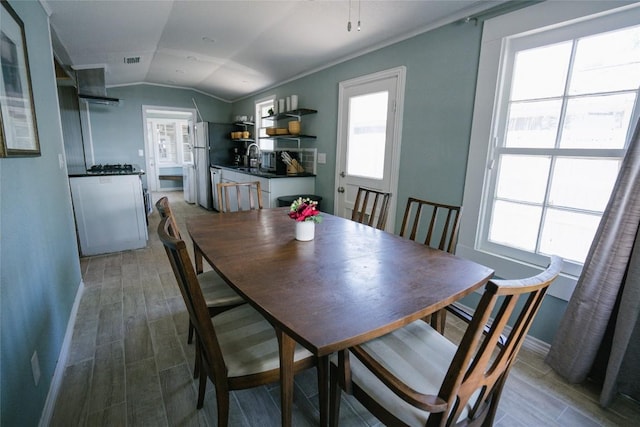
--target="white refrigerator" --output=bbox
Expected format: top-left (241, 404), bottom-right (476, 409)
top-left (193, 122), bottom-right (234, 209)
top-left (183, 164), bottom-right (196, 203)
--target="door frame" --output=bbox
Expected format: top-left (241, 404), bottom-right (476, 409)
top-left (142, 105), bottom-right (196, 191)
top-left (334, 66), bottom-right (406, 232)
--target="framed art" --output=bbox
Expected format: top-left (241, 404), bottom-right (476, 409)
top-left (0, 0), bottom-right (40, 157)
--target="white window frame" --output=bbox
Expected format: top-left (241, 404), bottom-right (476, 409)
top-left (458, 1), bottom-right (640, 301)
top-left (255, 95), bottom-right (276, 151)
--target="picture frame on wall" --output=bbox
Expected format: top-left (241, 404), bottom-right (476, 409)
top-left (0, 0), bottom-right (40, 157)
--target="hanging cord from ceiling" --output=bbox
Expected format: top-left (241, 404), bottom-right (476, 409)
top-left (347, 0), bottom-right (361, 32)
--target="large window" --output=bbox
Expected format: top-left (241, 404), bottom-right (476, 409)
top-left (460, 2), bottom-right (640, 300)
top-left (486, 24), bottom-right (639, 265)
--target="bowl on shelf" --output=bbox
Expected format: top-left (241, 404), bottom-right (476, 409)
top-left (288, 121), bottom-right (301, 135)
top-left (275, 128), bottom-right (289, 135)
top-left (266, 127), bottom-right (277, 136)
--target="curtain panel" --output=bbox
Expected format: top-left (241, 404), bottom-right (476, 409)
top-left (546, 118), bottom-right (640, 406)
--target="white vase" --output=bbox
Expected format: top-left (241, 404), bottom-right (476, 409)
top-left (295, 221), bottom-right (315, 241)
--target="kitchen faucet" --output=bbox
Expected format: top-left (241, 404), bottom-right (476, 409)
top-left (246, 143), bottom-right (261, 168)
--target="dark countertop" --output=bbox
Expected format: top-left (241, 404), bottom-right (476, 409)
top-left (213, 164), bottom-right (315, 178)
top-left (68, 165), bottom-right (145, 178)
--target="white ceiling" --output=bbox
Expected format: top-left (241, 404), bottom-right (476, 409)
top-left (44, 0), bottom-right (505, 102)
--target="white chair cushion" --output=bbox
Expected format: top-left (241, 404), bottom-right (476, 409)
top-left (332, 320), bottom-right (479, 426)
top-left (213, 304), bottom-right (313, 378)
top-left (198, 270), bottom-right (245, 307)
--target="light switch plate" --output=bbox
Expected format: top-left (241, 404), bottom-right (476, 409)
top-left (317, 153), bottom-right (326, 164)
top-left (58, 153), bottom-right (65, 169)
top-left (138, 149), bottom-right (144, 157)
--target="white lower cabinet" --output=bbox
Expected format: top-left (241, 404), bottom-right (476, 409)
top-left (216, 168), bottom-right (315, 210)
top-left (70, 175), bottom-right (148, 256)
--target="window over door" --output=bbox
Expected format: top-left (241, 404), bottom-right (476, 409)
top-left (459, 2), bottom-right (640, 300)
top-left (347, 91), bottom-right (389, 180)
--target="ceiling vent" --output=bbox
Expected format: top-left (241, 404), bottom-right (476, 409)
top-left (123, 56), bottom-right (141, 65)
top-left (75, 67), bottom-right (120, 106)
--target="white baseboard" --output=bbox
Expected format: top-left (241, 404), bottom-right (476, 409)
top-left (520, 331), bottom-right (551, 356)
top-left (38, 279), bottom-right (85, 427)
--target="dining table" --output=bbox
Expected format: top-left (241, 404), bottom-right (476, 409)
top-left (186, 208), bottom-right (494, 426)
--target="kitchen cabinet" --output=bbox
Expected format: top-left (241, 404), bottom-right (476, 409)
top-left (70, 175), bottom-right (148, 256)
top-left (262, 108), bottom-right (317, 149)
top-left (216, 167), bottom-right (315, 209)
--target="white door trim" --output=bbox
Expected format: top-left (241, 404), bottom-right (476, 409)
top-left (334, 66), bottom-right (406, 232)
top-left (142, 105), bottom-right (196, 191)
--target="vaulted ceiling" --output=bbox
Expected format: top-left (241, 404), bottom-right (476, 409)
top-left (44, 0), bottom-right (506, 102)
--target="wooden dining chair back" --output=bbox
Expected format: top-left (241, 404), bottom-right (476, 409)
top-left (351, 187), bottom-right (391, 230)
top-left (156, 196), bottom-right (182, 238)
top-left (400, 197), bottom-right (462, 334)
top-left (330, 256), bottom-right (563, 427)
top-left (157, 217), bottom-right (316, 424)
top-left (217, 181), bottom-right (263, 213)
top-left (156, 196), bottom-right (245, 353)
top-left (400, 197), bottom-right (462, 253)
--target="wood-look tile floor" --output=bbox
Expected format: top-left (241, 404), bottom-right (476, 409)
top-left (50, 192), bottom-right (640, 426)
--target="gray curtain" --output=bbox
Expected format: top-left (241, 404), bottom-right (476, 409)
top-left (546, 117), bottom-right (640, 407)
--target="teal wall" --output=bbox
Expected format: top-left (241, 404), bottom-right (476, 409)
top-left (0, 1), bottom-right (82, 425)
top-left (87, 84), bottom-right (232, 166)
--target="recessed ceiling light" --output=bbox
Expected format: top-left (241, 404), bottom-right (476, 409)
top-left (202, 36), bottom-right (216, 43)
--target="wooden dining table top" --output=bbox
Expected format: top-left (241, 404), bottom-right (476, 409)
top-left (186, 208), bottom-right (495, 357)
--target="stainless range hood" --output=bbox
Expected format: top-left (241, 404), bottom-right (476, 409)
top-left (75, 67), bottom-right (120, 105)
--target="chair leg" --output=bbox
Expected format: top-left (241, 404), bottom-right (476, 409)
top-left (430, 309), bottom-right (447, 335)
top-left (197, 364), bottom-right (207, 409)
top-left (482, 374), bottom-right (509, 426)
top-left (215, 385), bottom-right (230, 427)
top-left (193, 340), bottom-right (201, 379)
top-left (188, 320), bottom-right (195, 344)
top-left (329, 364), bottom-right (342, 427)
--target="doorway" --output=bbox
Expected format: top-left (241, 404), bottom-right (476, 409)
top-left (334, 67), bottom-right (406, 232)
top-left (142, 106), bottom-right (196, 192)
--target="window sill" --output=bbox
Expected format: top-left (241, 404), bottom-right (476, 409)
top-left (456, 244), bottom-right (577, 301)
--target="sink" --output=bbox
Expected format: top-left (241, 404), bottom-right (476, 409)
top-left (226, 166), bottom-right (277, 177)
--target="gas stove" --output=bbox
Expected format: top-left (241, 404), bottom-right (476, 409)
top-left (86, 163), bottom-right (140, 175)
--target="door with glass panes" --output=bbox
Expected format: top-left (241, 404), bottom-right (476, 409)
top-left (335, 68), bottom-right (405, 232)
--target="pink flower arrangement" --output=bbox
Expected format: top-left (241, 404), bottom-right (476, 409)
top-left (288, 197), bottom-right (322, 223)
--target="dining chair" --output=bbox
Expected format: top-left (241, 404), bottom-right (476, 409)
top-left (155, 196), bottom-right (182, 237)
top-left (351, 187), bottom-right (391, 230)
top-left (155, 197), bottom-right (245, 345)
top-left (157, 217), bottom-right (317, 423)
top-left (400, 197), bottom-right (463, 334)
top-left (329, 256), bottom-right (563, 427)
top-left (217, 181), bottom-right (263, 213)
